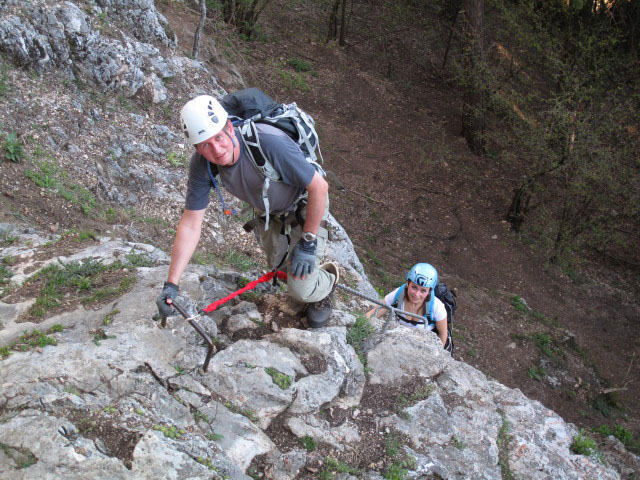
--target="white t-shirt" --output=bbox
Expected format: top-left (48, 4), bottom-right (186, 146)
top-left (384, 285), bottom-right (447, 330)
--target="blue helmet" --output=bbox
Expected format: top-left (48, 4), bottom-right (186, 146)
top-left (406, 263), bottom-right (438, 289)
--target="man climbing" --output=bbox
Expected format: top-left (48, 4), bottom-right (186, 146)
top-left (156, 94), bottom-right (338, 328)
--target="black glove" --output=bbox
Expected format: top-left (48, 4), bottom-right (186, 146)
top-left (156, 282), bottom-right (178, 317)
top-left (290, 239), bottom-right (317, 278)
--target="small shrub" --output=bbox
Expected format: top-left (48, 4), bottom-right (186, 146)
top-left (322, 457), bottom-right (361, 476)
top-left (571, 430), bottom-right (602, 461)
top-left (206, 432), bottom-right (224, 441)
top-left (166, 152), bottom-right (187, 167)
top-left (193, 410), bottom-right (210, 422)
top-left (0, 228), bottom-right (18, 246)
top-left (532, 332), bottom-right (553, 356)
top-left (383, 456), bottom-right (417, 480)
top-left (223, 251), bottom-right (258, 272)
top-left (102, 310), bottom-right (120, 326)
top-left (510, 295), bottom-right (528, 313)
top-left (286, 58), bottom-right (312, 72)
top-left (300, 435), bottom-right (316, 451)
top-left (3, 132), bottom-right (24, 162)
top-left (527, 366), bottom-right (546, 381)
top-left (347, 315), bottom-right (375, 367)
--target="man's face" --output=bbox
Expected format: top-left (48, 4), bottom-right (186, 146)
top-left (195, 122), bottom-right (236, 166)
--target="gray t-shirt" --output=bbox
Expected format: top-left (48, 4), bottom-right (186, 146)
top-left (185, 123), bottom-right (315, 213)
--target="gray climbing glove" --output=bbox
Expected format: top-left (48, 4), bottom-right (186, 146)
top-left (156, 281), bottom-right (178, 317)
top-left (290, 239), bottom-right (317, 278)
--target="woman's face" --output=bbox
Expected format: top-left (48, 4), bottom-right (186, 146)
top-left (407, 280), bottom-right (430, 304)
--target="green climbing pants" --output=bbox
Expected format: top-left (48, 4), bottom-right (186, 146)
top-left (254, 196), bottom-right (335, 304)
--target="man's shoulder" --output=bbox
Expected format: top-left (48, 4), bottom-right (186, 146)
top-left (255, 122), bottom-right (290, 138)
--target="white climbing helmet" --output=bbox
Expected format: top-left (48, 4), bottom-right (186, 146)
top-left (180, 95), bottom-right (228, 145)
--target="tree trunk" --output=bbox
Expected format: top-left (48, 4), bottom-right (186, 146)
top-left (192, 0), bottom-right (207, 60)
top-left (339, 0), bottom-right (348, 46)
top-left (220, 0), bottom-right (272, 38)
top-left (461, 0), bottom-right (486, 155)
top-left (327, 0), bottom-right (340, 42)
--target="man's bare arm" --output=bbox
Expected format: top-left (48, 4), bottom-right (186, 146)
top-left (167, 208), bottom-right (206, 285)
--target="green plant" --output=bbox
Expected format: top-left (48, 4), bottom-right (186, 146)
top-left (277, 70), bottom-right (309, 92)
top-left (0, 228), bottom-right (17, 246)
top-left (174, 364), bottom-right (185, 375)
top-left (64, 385), bottom-right (81, 396)
top-left (124, 251), bottom-right (155, 268)
top-left (265, 367), bottom-right (292, 389)
top-left (452, 435), bottom-right (465, 449)
top-left (593, 424), bottom-right (638, 451)
top-left (385, 430), bottom-right (402, 456)
top-left (322, 457), bottom-right (361, 476)
top-left (571, 430), bottom-right (602, 461)
top-left (102, 310), bottom-right (120, 326)
top-left (496, 413), bottom-right (516, 479)
top-left (135, 408), bottom-right (144, 415)
top-left (510, 295), bottom-right (528, 314)
top-left (191, 251), bottom-right (216, 265)
top-left (153, 424), bottom-right (186, 439)
top-left (224, 401), bottom-right (259, 423)
top-left (532, 332), bottom-right (553, 357)
top-left (0, 324), bottom-right (63, 359)
top-left (195, 456), bottom-right (218, 471)
top-left (286, 58), bottom-right (312, 72)
top-left (24, 160), bottom-right (59, 188)
top-left (92, 329), bottom-right (116, 346)
top-left (394, 384), bottom-right (436, 417)
top-left (206, 432), bottom-right (224, 441)
top-left (591, 391), bottom-right (623, 418)
top-left (383, 456), bottom-right (417, 480)
top-left (103, 404), bottom-right (117, 414)
top-left (223, 251), bottom-right (258, 272)
top-left (81, 275), bottom-right (136, 305)
top-left (300, 435), bottom-right (316, 451)
top-left (193, 410), bottom-right (210, 422)
top-left (527, 366), bottom-right (546, 381)
top-left (118, 94), bottom-right (132, 110)
top-left (0, 265), bottom-right (13, 285)
top-left (347, 314), bottom-right (375, 367)
top-left (166, 152), bottom-right (187, 167)
top-left (3, 132), bottom-right (24, 162)
top-left (0, 69), bottom-right (7, 96)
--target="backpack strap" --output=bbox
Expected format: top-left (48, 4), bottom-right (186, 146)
top-left (391, 284), bottom-right (405, 308)
top-left (236, 121), bottom-right (281, 230)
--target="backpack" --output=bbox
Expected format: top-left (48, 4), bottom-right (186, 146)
top-left (391, 282), bottom-right (458, 352)
top-left (207, 88), bottom-right (325, 228)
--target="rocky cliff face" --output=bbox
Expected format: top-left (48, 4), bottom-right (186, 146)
top-left (0, 1), bottom-right (630, 478)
